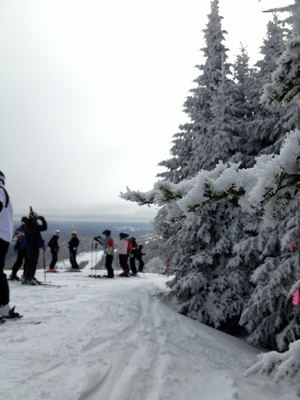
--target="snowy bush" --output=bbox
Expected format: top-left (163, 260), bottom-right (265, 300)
top-left (245, 339), bottom-right (300, 394)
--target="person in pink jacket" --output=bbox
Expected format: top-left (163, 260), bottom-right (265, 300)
top-left (118, 232), bottom-right (130, 277)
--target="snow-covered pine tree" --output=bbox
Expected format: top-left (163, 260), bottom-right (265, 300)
top-left (184, 0), bottom-right (235, 173)
top-left (238, 13), bottom-right (298, 351)
top-left (227, 45), bottom-right (257, 167)
top-left (243, 1), bottom-right (300, 387)
top-left (157, 126), bottom-right (194, 184)
top-left (121, 1), bottom-right (298, 348)
top-left (156, 0), bottom-right (263, 335)
top-left (253, 16), bottom-right (295, 153)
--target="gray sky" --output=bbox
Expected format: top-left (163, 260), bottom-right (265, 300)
top-left (0, 0), bottom-right (290, 222)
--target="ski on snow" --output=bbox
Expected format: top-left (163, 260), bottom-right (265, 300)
top-left (38, 282), bottom-right (68, 288)
top-left (0, 317), bottom-right (41, 325)
top-left (8, 279), bottom-right (67, 288)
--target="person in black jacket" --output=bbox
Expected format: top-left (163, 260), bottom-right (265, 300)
top-left (48, 230), bottom-right (60, 271)
top-left (136, 244), bottom-right (146, 272)
top-left (68, 231), bottom-right (80, 270)
top-left (129, 237), bottom-right (138, 276)
top-left (21, 208), bottom-right (48, 285)
top-left (10, 222), bottom-right (27, 281)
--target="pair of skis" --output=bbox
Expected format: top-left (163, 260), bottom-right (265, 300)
top-left (8, 278), bottom-right (65, 288)
top-left (38, 281), bottom-right (68, 288)
top-left (0, 315), bottom-right (41, 325)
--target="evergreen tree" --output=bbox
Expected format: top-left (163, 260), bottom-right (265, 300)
top-left (239, 7), bottom-right (298, 351)
top-left (184, 0), bottom-right (234, 173)
top-left (121, 0), bottom-right (299, 351)
top-left (159, 1), bottom-right (262, 335)
top-left (251, 16), bottom-right (296, 155)
top-left (157, 126), bottom-right (194, 184)
top-left (228, 45), bottom-right (257, 166)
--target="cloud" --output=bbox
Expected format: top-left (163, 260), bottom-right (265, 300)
top-left (0, 0), bottom-right (290, 221)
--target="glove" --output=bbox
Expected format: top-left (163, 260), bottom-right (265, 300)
top-left (30, 211), bottom-right (39, 218)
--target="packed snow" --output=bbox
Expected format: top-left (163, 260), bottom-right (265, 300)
top-left (0, 250), bottom-right (297, 400)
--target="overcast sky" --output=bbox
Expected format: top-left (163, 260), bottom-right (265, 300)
top-left (0, 0), bottom-right (290, 222)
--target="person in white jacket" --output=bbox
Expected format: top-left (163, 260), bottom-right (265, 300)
top-left (117, 232), bottom-right (130, 277)
top-left (0, 171), bottom-right (20, 319)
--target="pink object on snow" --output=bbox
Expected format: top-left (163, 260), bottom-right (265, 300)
top-left (292, 289), bottom-right (299, 306)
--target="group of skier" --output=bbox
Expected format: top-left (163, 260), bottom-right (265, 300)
top-left (12, 225), bottom-right (146, 281)
top-left (11, 225), bottom-right (81, 278)
top-left (94, 231), bottom-right (145, 278)
top-left (0, 170), bottom-right (146, 320)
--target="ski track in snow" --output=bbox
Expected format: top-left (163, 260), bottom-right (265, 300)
top-left (0, 256), bottom-right (297, 400)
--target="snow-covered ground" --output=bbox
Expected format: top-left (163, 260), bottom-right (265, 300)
top-left (1, 251), bottom-right (297, 400)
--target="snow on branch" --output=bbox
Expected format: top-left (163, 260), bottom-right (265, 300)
top-left (120, 177), bottom-right (197, 207)
top-left (261, 37), bottom-right (300, 104)
top-left (121, 130), bottom-right (300, 225)
top-left (245, 339), bottom-right (300, 389)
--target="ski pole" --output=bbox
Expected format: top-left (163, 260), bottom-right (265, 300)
top-left (95, 243), bottom-right (98, 270)
top-left (91, 242), bottom-right (94, 276)
top-left (43, 245), bottom-right (46, 282)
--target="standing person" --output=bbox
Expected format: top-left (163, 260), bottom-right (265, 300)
top-left (48, 230), bottom-right (60, 271)
top-left (0, 171), bottom-right (20, 318)
top-left (68, 231), bottom-right (80, 270)
top-left (94, 229), bottom-right (114, 278)
top-left (129, 237), bottom-right (138, 276)
top-left (22, 208), bottom-right (48, 285)
top-left (136, 244), bottom-right (146, 272)
top-left (10, 221), bottom-right (27, 281)
top-left (117, 232), bottom-right (130, 277)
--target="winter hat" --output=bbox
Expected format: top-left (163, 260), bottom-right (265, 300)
top-left (29, 208), bottom-right (39, 219)
top-left (55, 230), bottom-right (60, 234)
top-left (0, 171), bottom-right (5, 184)
top-left (71, 231), bottom-right (77, 235)
top-left (119, 232), bottom-right (126, 239)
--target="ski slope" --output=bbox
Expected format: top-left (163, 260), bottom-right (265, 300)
top-left (0, 252), bottom-right (297, 400)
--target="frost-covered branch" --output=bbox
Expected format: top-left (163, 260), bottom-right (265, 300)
top-left (120, 175), bottom-right (197, 206)
top-left (121, 130), bottom-right (300, 225)
top-left (261, 38), bottom-right (300, 104)
top-left (245, 339), bottom-right (300, 390)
